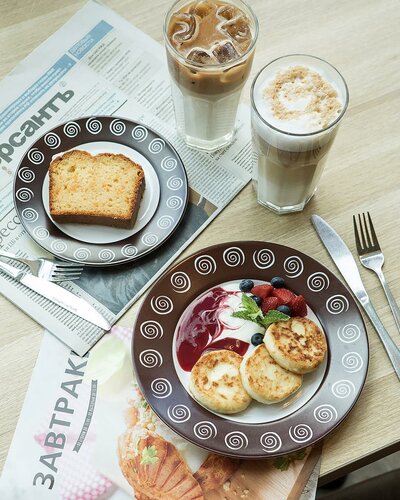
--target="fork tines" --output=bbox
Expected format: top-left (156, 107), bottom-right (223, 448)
top-left (353, 212), bottom-right (380, 255)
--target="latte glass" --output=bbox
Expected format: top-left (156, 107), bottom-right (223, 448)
top-left (251, 54), bottom-right (349, 214)
top-left (164, 0), bottom-right (258, 151)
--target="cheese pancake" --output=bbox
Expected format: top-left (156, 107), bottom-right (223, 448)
top-left (264, 317), bottom-right (327, 374)
top-left (240, 344), bottom-right (302, 404)
top-left (189, 350), bottom-right (251, 414)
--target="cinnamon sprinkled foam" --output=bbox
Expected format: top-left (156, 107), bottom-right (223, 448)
top-left (259, 65), bottom-right (343, 134)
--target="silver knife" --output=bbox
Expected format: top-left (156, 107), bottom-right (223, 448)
top-left (311, 214), bottom-right (400, 381)
top-left (0, 260), bottom-right (110, 331)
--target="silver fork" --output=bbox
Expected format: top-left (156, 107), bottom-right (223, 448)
top-left (353, 212), bottom-right (400, 333)
top-left (0, 250), bottom-right (84, 282)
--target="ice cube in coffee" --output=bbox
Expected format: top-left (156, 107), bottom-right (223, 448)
top-left (164, 1), bottom-right (258, 151)
top-left (251, 54), bottom-right (349, 214)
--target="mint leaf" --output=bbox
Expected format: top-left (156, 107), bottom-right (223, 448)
top-left (241, 293), bottom-right (261, 314)
top-left (272, 456), bottom-right (290, 471)
top-left (232, 294), bottom-right (263, 323)
top-left (272, 449), bottom-right (307, 471)
top-left (232, 294), bottom-right (288, 327)
top-left (232, 310), bottom-right (253, 321)
top-left (260, 310), bottom-right (289, 328)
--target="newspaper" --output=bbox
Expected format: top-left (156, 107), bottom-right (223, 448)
top-left (0, 326), bottom-right (321, 500)
top-left (0, 0), bottom-right (253, 356)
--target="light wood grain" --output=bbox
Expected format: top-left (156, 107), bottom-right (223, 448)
top-left (1, 0), bottom-right (400, 485)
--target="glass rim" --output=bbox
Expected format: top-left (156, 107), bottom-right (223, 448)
top-left (250, 54), bottom-right (350, 137)
top-left (163, 0), bottom-right (259, 70)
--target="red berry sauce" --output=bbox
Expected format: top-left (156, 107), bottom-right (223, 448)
top-left (175, 286), bottom-right (250, 371)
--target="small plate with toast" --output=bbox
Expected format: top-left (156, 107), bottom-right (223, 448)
top-left (133, 241), bottom-right (369, 458)
top-left (14, 116), bottom-right (188, 266)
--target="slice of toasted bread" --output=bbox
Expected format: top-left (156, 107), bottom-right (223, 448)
top-left (49, 150), bottom-right (145, 229)
top-left (189, 350), bottom-right (251, 415)
top-left (240, 344), bottom-right (302, 404)
top-left (264, 317), bottom-right (327, 374)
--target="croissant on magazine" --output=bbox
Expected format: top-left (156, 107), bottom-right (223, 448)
top-left (118, 385), bottom-right (239, 499)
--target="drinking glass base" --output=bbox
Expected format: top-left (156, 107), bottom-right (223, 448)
top-left (257, 193), bottom-right (314, 214)
top-left (181, 131), bottom-right (235, 152)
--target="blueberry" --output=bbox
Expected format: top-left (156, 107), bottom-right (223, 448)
top-left (250, 295), bottom-right (262, 307)
top-left (251, 333), bottom-right (264, 346)
top-left (271, 276), bottom-right (286, 288)
top-left (239, 279), bottom-right (254, 292)
top-left (277, 305), bottom-right (292, 316)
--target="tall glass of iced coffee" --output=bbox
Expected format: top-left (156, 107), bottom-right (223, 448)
top-left (251, 54), bottom-right (349, 214)
top-left (164, 0), bottom-right (258, 151)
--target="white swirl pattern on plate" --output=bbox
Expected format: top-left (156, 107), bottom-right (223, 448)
top-left (193, 421), bottom-right (217, 440)
top-left (142, 233), bottom-right (159, 247)
top-left (284, 256), bottom-right (304, 278)
top-left (326, 295), bottom-right (349, 314)
top-left (139, 349), bottom-right (163, 368)
top-left (342, 352), bottom-right (363, 372)
top-left (44, 132), bottom-right (61, 149)
top-left (337, 323), bottom-right (361, 343)
top-left (150, 295), bottom-right (173, 315)
top-left (151, 378), bottom-right (172, 399)
top-left (307, 272), bottom-right (330, 292)
top-left (86, 118), bottom-right (102, 134)
top-left (313, 404), bottom-right (338, 423)
top-left (148, 138), bottom-right (165, 154)
top-left (332, 379), bottom-right (355, 398)
top-left (33, 226), bottom-right (49, 240)
top-left (253, 249), bottom-right (275, 269)
top-left (140, 320), bottom-right (163, 340)
top-left (166, 196), bottom-right (184, 210)
top-left (194, 255), bottom-right (216, 275)
top-left (223, 247), bottom-right (245, 267)
top-left (166, 176), bottom-right (184, 190)
top-left (171, 272), bottom-right (191, 293)
top-left (161, 156), bottom-right (177, 171)
top-left (225, 431), bottom-right (248, 450)
top-left (51, 240), bottom-right (68, 253)
top-left (18, 168), bottom-right (35, 182)
top-left (21, 208), bottom-right (38, 222)
top-left (132, 125), bottom-right (148, 142)
top-left (167, 405), bottom-right (191, 423)
top-left (27, 148), bottom-right (44, 164)
top-left (63, 122), bottom-right (81, 137)
top-left (98, 249), bottom-right (115, 262)
top-left (121, 244), bottom-right (138, 257)
top-left (157, 215), bottom-right (174, 229)
top-left (289, 424), bottom-right (313, 443)
top-left (260, 432), bottom-right (282, 453)
top-left (110, 119), bottom-right (126, 136)
top-left (73, 248), bottom-right (91, 261)
top-left (16, 188), bottom-right (33, 202)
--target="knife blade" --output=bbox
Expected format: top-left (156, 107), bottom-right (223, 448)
top-left (0, 260), bottom-right (110, 331)
top-left (311, 214), bottom-right (400, 380)
top-left (311, 215), bottom-right (367, 302)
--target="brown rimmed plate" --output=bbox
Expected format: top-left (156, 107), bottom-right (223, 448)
top-left (133, 241), bottom-right (369, 458)
top-left (14, 116), bottom-right (188, 266)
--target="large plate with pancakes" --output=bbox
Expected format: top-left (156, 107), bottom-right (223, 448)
top-left (133, 241), bottom-right (369, 458)
top-left (14, 116), bottom-right (188, 266)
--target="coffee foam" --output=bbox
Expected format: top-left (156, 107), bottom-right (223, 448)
top-left (252, 59), bottom-right (347, 152)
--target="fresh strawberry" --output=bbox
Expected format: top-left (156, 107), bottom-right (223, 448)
top-left (261, 296), bottom-right (279, 313)
top-left (272, 288), bottom-right (296, 305)
top-left (251, 284), bottom-right (273, 299)
top-left (290, 295), bottom-right (307, 317)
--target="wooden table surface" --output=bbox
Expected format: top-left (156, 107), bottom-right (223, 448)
top-left (1, 0), bottom-right (399, 487)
